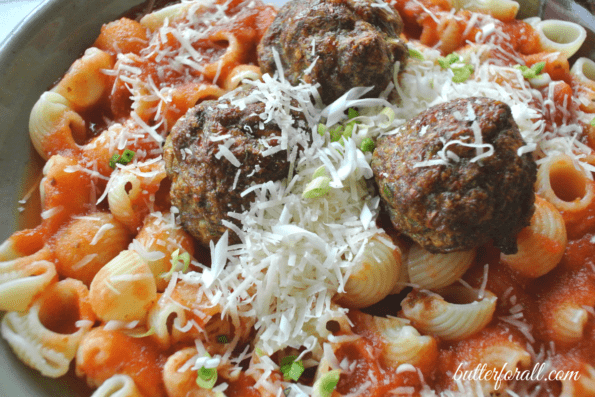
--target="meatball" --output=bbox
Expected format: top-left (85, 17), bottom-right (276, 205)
top-left (164, 88), bottom-right (291, 246)
top-left (258, 0), bottom-right (408, 105)
top-left (371, 97), bottom-right (537, 254)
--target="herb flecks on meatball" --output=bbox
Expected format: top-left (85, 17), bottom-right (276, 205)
top-left (258, 0), bottom-right (408, 105)
top-left (371, 97), bottom-right (537, 254)
top-left (164, 88), bottom-right (291, 246)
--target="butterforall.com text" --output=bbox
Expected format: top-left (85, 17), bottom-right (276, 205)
top-left (453, 363), bottom-right (581, 390)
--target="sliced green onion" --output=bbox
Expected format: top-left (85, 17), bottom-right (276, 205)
top-left (515, 62), bottom-right (546, 80)
top-left (312, 370), bottom-right (341, 397)
top-left (160, 249), bottom-right (191, 280)
top-left (329, 126), bottom-right (344, 142)
top-left (347, 108), bottom-right (359, 119)
top-left (108, 153), bottom-right (120, 169)
top-left (591, 117), bottom-right (595, 127)
top-left (359, 137), bottom-right (375, 153)
top-left (531, 61), bottom-right (546, 75)
top-left (408, 47), bottom-right (424, 61)
top-left (126, 327), bottom-right (155, 338)
top-left (280, 356), bottom-right (305, 382)
top-left (179, 252), bottom-right (191, 272)
top-left (255, 347), bottom-right (266, 357)
top-left (312, 166), bottom-right (328, 179)
top-left (438, 53), bottom-right (460, 69)
top-left (303, 176), bottom-right (332, 199)
top-left (318, 123), bottom-right (326, 136)
top-left (451, 64), bottom-right (474, 83)
top-left (343, 123), bottom-right (355, 140)
top-left (109, 149), bottom-right (136, 169)
top-left (379, 106), bottom-right (396, 128)
top-left (217, 335), bottom-right (229, 344)
top-left (118, 149), bottom-right (135, 165)
top-left (196, 366), bottom-right (218, 389)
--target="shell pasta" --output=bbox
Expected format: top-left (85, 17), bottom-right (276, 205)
top-left (4, 0), bottom-right (595, 396)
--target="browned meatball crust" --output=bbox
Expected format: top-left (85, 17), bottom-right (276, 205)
top-left (164, 88), bottom-right (291, 246)
top-left (258, 0), bottom-right (408, 105)
top-left (371, 97), bottom-right (537, 254)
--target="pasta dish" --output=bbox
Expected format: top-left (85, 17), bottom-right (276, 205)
top-left (2, 0), bottom-right (595, 396)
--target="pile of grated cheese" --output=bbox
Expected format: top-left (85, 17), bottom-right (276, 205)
top-left (174, 75), bottom-right (399, 362)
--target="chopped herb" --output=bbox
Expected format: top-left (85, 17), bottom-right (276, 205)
top-left (313, 369), bottom-right (341, 397)
top-left (591, 117), bottom-right (595, 127)
top-left (438, 53), bottom-right (460, 69)
top-left (317, 123), bottom-right (326, 136)
top-left (343, 122), bottom-right (355, 138)
top-left (108, 153), bottom-right (120, 169)
top-left (108, 149), bottom-right (136, 169)
top-left (451, 64), bottom-right (474, 83)
top-left (255, 347), bottom-right (266, 357)
top-left (312, 166), bottom-right (328, 179)
top-left (196, 365), bottom-right (217, 389)
top-left (329, 126), bottom-right (344, 142)
top-left (217, 335), bottom-right (229, 344)
top-left (303, 176), bottom-right (332, 199)
top-left (160, 249), bottom-right (191, 279)
top-left (347, 108), bottom-right (359, 119)
top-left (515, 62), bottom-right (546, 79)
top-left (359, 137), bottom-right (375, 152)
top-left (127, 327), bottom-right (155, 338)
top-left (408, 47), bottom-right (424, 61)
top-left (119, 149), bottom-right (135, 164)
top-left (280, 356), bottom-right (305, 382)
top-left (532, 61), bottom-right (546, 75)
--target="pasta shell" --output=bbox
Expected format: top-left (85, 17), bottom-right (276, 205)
top-left (501, 196), bottom-right (566, 278)
top-left (369, 315), bottom-right (438, 369)
top-left (0, 279), bottom-right (94, 378)
top-left (223, 65), bottom-right (262, 91)
top-left (0, 248), bottom-right (56, 312)
top-left (407, 245), bottom-right (475, 290)
top-left (139, 3), bottom-right (192, 31)
top-left (548, 303), bottom-right (589, 344)
top-left (90, 250), bottom-right (157, 322)
top-left (163, 347), bottom-right (204, 397)
top-left (29, 91), bottom-right (85, 160)
top-left (534, 20), bottom-right (587, 59)
top-left (571, 57), bottom-right (595, 83)
top-left (90, 375), bottom-right (144, 397)
top-left (107, 161), bottom-right (167, 232)
top-left (451, 0), bottom-right (519, 21)
top-left (134, 212), bottom-right (195, 291)
top-left (107, 172), bottom-right (143, 230)
top-left (147, 299), bottom-right (188, 350)
top-left (336, 234), bottom-right (401, 308)
top-left (535, 153), bottom-right (595, 213)
top-left (51, 47), bottom-right (114, 110)
top-left (401, 287), bottom-right (497, 341)
top-left (0, 238), bottom-right (22, 261)
top-left (54, 212), bottom-right (132, 286)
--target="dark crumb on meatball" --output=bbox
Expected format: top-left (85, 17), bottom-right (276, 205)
top-left (371, 97), bottom-right (537, 254)
top-left (258, 0), bottom-right (408, 105)
top-left (164, 87), bottom-right (293, 246)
